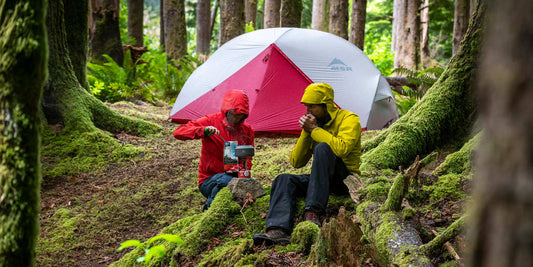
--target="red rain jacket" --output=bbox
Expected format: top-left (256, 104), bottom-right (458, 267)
top-left (174, 90), bottom-right (255, 187)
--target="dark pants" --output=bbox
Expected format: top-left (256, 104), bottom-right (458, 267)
top-left (265, 143), bottom-right (350, 232)
top-left (199, 173), bottom-right (234, 211)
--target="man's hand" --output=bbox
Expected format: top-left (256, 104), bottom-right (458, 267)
top-left (299, 114), bottom-right (318, 133)
top-left (204, 126), bottom-right (220, 137)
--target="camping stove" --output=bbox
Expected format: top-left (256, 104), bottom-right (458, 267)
top-left (235, 145), bottom-right (254, 178)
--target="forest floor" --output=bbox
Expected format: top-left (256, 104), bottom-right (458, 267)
top-left (37, 101), bottom-right (467, 266)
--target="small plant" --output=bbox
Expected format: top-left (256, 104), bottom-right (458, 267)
top-left (117, 234), bottom-right (184, 263)
top-left (392, 66), bottom-right (444, 116)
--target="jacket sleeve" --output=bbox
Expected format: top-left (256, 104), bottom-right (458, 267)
top-left (290, 130), bottom-right (314, 168)
top-left (310, 113), bottom-right (361, 158)
top-left (173, 116), bottom-right (211, 140)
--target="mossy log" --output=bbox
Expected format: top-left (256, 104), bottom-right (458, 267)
top-left (357, 202), bottom-right (432, 266)
top-left (433, 133), bottom-right (480, 176)
top-left (360, 1), bottom-right (486, 171)
top-left (384, 156), bottom-right (421, 211)
top-left (44, 0), bottom-right (159, 136)
top-left (420, 215), bottom-right (466, 256)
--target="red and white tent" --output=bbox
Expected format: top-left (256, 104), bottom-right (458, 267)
top-left (170, 28), bottom-right (398, 134)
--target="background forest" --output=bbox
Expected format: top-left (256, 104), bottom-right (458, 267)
top-left (1, 0), bottom-right (531, 267)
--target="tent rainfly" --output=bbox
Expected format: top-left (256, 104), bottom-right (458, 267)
top-left (170, 28), bottom-right (398, 134)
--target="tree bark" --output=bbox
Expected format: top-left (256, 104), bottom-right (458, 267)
top-left (280, 0), bottom-right (302, 27)
top-left (420, 0), bottom-right (432, 68)
top-left (329, 0), bottom-right (349, 39)
top-left (163, 0), bottom-right (187, 62)
top-left (392, 0), bottom-right (405, 56)
top-left (44, 0), bottom-right (160, 134)
top-left (263, 0), bottom-right (280, 28)
top-left (89, 0), bottom-right (124, 66)
top-left (196, 0), bottom-right (211, 55)
top-left (219, 0), bottom-right (245, 46)
top-left (361, 1), bottom-right (485, 171)
top-left (470, 0), bottom-right (533, 266)
top-left (452, 0), bottom-right (469, 55)
top-left (127, 0), bottom-right (144, 47)
top-left (245, 0), bottom-right (258, 28)
top-left (65, 0), bottom-right (90, 91)
top-left (312, 0), bottom-right (328, 32)
top-left (0, 1), bottom-right (47, 265)
top-left (160, 0), bottom-right (165, 49)
top-left (349, 0), bottom-right (367, 50)
top-left (394, 0), bottom-right (421, 70)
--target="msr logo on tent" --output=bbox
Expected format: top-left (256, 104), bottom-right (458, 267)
top-left (328, 58), bottom-right (353, 72)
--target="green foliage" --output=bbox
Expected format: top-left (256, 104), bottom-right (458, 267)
top-left (365, 0), bottom-right (394, 76)
top-left (423, 174), bottom-right (465, 202)
top-left (117, 234), bottom-right (184, 263)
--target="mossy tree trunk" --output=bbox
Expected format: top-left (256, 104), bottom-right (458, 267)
top-left (280, 0), bottom-right (302, 28)
top-left (64, 0), bottom-right (89, 91)
top-left (469, 0), bottom-right (533, 265)
top-left (43, 0), bottom-right (160, 135)
top-left (89, 0), bottom-right (124, 66)
top-left (0, 0), bottom-right (47, 265)
top-left (163, 0), bottom-right (187, 62)
top-left (361, 0), bottom-right (485, 171)
top-left (328, 0), bottom-right (348, 39)
top-left (219, 0), bottom-right (244, 46)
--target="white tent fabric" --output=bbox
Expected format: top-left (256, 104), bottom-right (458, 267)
top-left (171, 28), bottom-right (398, 130)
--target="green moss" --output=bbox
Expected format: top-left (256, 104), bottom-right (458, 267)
top-left (402, 207), bottom-right (416, 220)
top-left (384, 174), bottom-right (407, 211)
top-left (433, 133), bottom-right (480, 176)
top-left (361, 180), bottom-right (391, 202)
top-left (196, 239), bottom-right (253, 266)
top-left (423, 174), bottom-right (465, 202)
top-left (291, 221), bottom-right (321, 254)
top-left (36, 208), bottom-right (81, 266)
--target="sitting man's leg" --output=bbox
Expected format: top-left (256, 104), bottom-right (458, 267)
top-left (199, 173), bottom-right (234, 211)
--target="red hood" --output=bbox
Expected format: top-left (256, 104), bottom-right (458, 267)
top-left (220, 89), bottom-right (249, 116)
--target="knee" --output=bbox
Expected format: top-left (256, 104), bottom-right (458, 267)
top-left (314, 142), bottom-right (333, 156)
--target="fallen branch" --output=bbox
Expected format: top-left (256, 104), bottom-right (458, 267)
top-left (420, 215), bottom-right (466, 257)
top-left (431, 230), bottom-right (460, 260)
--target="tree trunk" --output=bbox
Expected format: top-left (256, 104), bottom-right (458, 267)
top-left (361, 1), bottom-right (485, 171)
top-left (219, 0), bottom-right (245, 46)
top-left (470, 0), bottom-right (533, 266)
top-left (263, 0), bottom-right (280, 28)
top-left (394, 0), bottom-right (421, 70)
top-left (245, 0), bottom-right (258, 28)
top-left (329, 0), bottom-right (349, 39)
top-left (391, 0), bottom-right (405, 56)
top-left (160, 0), bottom-right (165, 49)
top-left (452, 0), bottom-right (469, 55)
top-left (349, 0), bottom-right (367, 50)
top-left (65, 0), bottom-right (90, 91)
top-left (420, 0), bottom-right (431, 68)
top-left (196, 0), bottom-right (211, 55)
top-left (163, 0), bottom-right (187, 62)
top-left (312, 0), bottom-right (328, 32)
top-left (280, 0), bottom-right (302, 27)
top-left (89, 0), bottom-right (124, 66)
top-left (44, 0), bottom-right (160, 135)
top-left (0, 1), bottom-right (47, 265)
top-left (127, 0), bottom-right (144, 47)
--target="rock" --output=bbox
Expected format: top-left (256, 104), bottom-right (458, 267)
top-left (227, 178), bottom-right (265, 202)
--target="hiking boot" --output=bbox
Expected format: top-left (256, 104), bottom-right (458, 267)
top-left (304, 211), bottom-right (321, 227)
top-left (253, 229), bottom-right (290, 246)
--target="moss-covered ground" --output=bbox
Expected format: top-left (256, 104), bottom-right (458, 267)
top-left (37, 102), bottom-right (471, 266)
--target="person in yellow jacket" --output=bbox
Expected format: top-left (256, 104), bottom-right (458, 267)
top-left (253, 83), bottom-right (361, 245)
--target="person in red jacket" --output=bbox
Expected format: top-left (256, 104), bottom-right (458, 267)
top-left (174, 89), bottom-right (255, 211)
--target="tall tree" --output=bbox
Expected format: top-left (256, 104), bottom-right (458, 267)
top-left (263, 0), bottom-right (280, 28)
top-left (393, 0), bottom-right (421, 70)
top-left (163, 0), bottom-right (187, 62)
top-left (43, 0), bottom-right (159, 135)
top-left (160, 0), bottom-right (165, 49)
top-left (65, 0), bottom-right (90, 90)
top-left (420, 0), bottom-right (431, 68)
top-left (470, 0), bottom-right (533, 266)
top-left (245, 0), bottom-right (258, 28)
top-left (0, 1), bottom-right (47, 265)
top-left (127, 0), bottom-right (144, 47)
top-left (391, 0), bottom-right (405, 56)
top-left (219, 0), bottom-right (244, 46)
top-left (312, 0), bottom-right (328, 31)
top-left (329, 0), bottom-right (348, 39)
top-left (196, 0), bottom-right (211, 55)
top-left (89, 0), bottom-right (124, 66)
top-left (452, 0), bottom-right (469, 55)
top-left (280, 0), bottom-right (302, 27)
top-left (349, 0), bottom-right (367, 49)
top-left (362, 0), bottom-right (483, 170)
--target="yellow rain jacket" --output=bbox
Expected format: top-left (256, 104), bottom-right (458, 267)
top-left (290, 83), bottom-right (362, 175)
